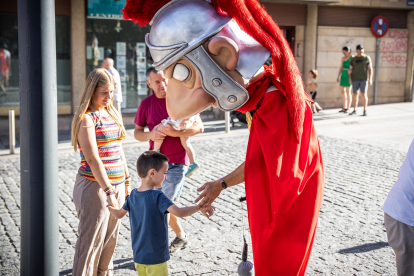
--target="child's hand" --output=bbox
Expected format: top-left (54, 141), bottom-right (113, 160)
top-left (200, 205), bottom-right (216, 219)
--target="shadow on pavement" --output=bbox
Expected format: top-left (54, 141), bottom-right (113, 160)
top-left (338, 241), bottom-right (389, 254)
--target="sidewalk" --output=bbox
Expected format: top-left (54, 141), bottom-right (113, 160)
top-left (1, 102), bottom-right (413, 157)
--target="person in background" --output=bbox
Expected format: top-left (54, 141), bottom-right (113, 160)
top-left (348, 44), bottom-right (372, 116)
top-left (102, 58), bottom-right (123, 114)
top-left (306, 69), bottom-right (322, 114)
top-left (71, 68), bottom-right (130, 275)
top-left (383, 139), bottom-right (414, 276)
top-left (0, 48), bottom-right (8, 93)
top-left (337, 46), bottom-right (353, 113)
top-left (107, 151), bottom-right (214, 276)
top-left (134, 67), bottom-right (204, 254)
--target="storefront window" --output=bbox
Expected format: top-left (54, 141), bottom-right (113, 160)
top-left (0, 14), bottom-right (71, 107)
top-left (86, 18), bottom-right (152, 112)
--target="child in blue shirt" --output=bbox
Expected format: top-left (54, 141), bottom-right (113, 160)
top-left (107, 151), bottom-right (215, 276)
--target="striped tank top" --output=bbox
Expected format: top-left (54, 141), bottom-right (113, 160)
top-left (78, 109), bottom-right (125, 185)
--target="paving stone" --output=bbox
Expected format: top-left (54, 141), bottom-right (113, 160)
top-left (0, 134), bottom-right (403, 275)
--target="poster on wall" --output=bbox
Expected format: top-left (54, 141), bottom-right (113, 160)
top-left (137, 57), bottom-right (146, 70)
top-left (121, 83), bottom-right (127, 108)
top-left (86, 46), bottom-right (92, 59)
top-left (137, 83), bottom-right (148, 96)
top-left (408, 0), bottom-right (414, 6)
top-left (138, 70), bottom-right (146, 82)
top-left (98, 47), bottom-right (104, 60)
top-left (119, 68), bottom-right (127, 82)
top-left (136, 43), bottom-right (146, 57)
top-left (88, 0), bottom-right (126, 19)
top-left (116, 42), bottom-right (127, 56)
top-left (116, 56), bottom-right (126, 69)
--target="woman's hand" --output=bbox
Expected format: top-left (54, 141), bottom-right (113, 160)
top-left (195, 180), bottom-right (223, 209)
top-left (125, 185), bottom-right (132, 200)
top-left (106, 193), bottom-right (119, 208)
top-left (336, 77), bottom-right (340, 83)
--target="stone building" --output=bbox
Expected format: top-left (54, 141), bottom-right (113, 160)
top-left (0, 0), bottom-right (413, 134)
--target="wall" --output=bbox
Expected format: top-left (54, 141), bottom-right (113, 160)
top-left (295, 25), bottom-right (305, 74)
top-left (316, 26), bottom-right (408, 108)
top-left (330, 0), bottom-right (414, 9)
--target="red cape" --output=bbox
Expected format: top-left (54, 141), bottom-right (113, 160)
top-left (238, 68), bottom-right (324, 275)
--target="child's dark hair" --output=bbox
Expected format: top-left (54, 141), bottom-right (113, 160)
top-left (309, 69), bottom-right (318, 80)
top-left (136, 151), bottom-right (169, 178)
top-left (342, 46), bottom-right (350, 52)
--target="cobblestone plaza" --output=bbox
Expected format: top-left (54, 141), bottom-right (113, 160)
top-left (1, 103), bottom-right (414, 275)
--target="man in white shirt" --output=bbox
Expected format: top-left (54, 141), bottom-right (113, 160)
top-left (102, 58), bottom-right (122, 113)
top-left (383, 139), bottom-right (414, 276)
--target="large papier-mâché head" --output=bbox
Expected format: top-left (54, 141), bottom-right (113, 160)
top-left (123, 0), bottom-right (306, 140)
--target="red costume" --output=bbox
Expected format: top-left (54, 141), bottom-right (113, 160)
top-left (239, 67), bottom-right (324, 275)
top-left (123, 0), bottom-right (324, 274)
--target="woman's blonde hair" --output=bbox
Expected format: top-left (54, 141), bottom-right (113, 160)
top-left (71, 68), bottom-right (126, 151)
top-left (310, 69), bottom-right (318, 80)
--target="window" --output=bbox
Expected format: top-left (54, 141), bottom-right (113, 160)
top-left (86, 18), bottom-right (152, 112)
top-left (0, 14), bottom-right (71, 110)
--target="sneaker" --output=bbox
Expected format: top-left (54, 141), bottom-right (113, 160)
top-left (349, 110), bottom-right (356, 115)
top-left (339, 109), bottom-right (345, 113)
top-left (363, 110), bottom-right (367, 116)
top-left (316, 108), bottom-right (323, 113)
top-left (343, 109), bottom-right (348, 113)
top-left (169, 236), bottom-right (189, 254)
top-left (185, 162), bottom-right (199, 178)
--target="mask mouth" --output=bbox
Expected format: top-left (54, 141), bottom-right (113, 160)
top-left (184, 45), bottom-right (249, 112)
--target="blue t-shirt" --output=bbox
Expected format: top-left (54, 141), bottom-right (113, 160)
top-left (123, 189), bottom-right (174, 264)
top-left (383, 139), bottom-right (414, 227)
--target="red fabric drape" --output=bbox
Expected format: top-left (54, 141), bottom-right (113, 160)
top-left (238, 68), bottom-right (324, 275)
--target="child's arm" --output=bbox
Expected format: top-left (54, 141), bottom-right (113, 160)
top-left (167, 204), bottom-right (216, 219)
top-left (107, 205), bottom-right (128, 219)
top-left (167, 205), bottom-right (198, 218)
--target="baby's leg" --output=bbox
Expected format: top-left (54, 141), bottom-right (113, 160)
top-left (180, 136), bottom-right (195, 164)
top-left (153, 140), bottom-right (163, 152)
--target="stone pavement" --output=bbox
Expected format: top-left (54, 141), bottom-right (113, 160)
top-left (1, 102), bottom-right (413, 275)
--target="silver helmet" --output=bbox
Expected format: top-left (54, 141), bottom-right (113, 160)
top-left (145, 0), bottom-right (270, 111)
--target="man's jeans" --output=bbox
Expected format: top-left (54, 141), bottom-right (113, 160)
top-left (157, 163), bottom-right (188, 202)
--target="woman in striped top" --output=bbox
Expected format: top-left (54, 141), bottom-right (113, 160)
top-left (71, 68), bottom-right (129, 275)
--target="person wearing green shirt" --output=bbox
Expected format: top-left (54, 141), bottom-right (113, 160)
top-left (348, 44), bottom-right (373, 116)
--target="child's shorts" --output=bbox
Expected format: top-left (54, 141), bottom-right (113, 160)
top-left (135, 262), bottom-right (168, 276)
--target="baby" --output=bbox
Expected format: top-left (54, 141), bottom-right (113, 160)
top-left (154, 115), bottom-right (199, 177)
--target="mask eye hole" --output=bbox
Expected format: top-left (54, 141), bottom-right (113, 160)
top-left (172, 63), bottom-right (189, 82)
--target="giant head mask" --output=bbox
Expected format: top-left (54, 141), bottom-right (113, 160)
top-left (123, 0), bottom-right (306, 138)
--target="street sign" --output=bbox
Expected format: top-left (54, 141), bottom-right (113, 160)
top-left (371, 16), bottom-right (389, 38)
top-left (88, 0), bottom-right (126, 19)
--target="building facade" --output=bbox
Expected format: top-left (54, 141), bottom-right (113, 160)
top-left (0, 0), bottom-right (413, 134)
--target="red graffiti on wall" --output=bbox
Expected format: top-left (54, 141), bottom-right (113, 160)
top-left (388, 30), bottom-right (408, 38)
top-left (380, 53), bottom-right (407, 66)
top-left (380, 38), bottom-right (408, 52)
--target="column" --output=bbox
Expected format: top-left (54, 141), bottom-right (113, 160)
top-left (405, 10), bottom-right (414, 102)
top-left (71, 0), bottom-right (87, 112)
top-left (304, 4), bottom-right (318, 80)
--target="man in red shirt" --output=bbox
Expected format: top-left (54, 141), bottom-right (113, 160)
top-left (134, 67), bottom-right (204, 253)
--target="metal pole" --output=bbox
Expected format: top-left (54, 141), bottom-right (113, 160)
top-left (225, 111), bottom-right (230, 133)
top-left (18, 0), bottom-right (59, 275)
top-left (9, 110), bottom-right (15, 154)
top-left (374, 37), bottom-right (380, 105)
